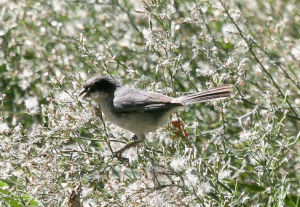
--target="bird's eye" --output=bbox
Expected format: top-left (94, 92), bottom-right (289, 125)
top-left (89, 86), bottom-right (99, 93)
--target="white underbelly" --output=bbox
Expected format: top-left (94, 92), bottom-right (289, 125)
top-left (100, 100), bottom-right (175, 136)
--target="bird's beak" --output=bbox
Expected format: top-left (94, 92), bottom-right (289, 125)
top-left (79, 88), bottom-right (89, 98)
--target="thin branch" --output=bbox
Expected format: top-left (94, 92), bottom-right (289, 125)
top-left (219, 0), bottom-right (298, 118)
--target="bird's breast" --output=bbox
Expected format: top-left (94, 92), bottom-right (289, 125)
top-left (99, 98), bottom-right (175, 136)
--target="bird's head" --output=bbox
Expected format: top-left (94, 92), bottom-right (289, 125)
top-left (79, 75), bottom-right (120, 99)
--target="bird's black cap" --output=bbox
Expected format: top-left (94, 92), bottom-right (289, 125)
top-left (79, 75), bottom-right (120, 98)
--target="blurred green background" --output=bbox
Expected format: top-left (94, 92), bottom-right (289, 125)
top-left (0, 0), bottom-right (299, 206)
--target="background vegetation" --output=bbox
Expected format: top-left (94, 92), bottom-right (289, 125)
top-left (0, 0), bottom-right (299, 206)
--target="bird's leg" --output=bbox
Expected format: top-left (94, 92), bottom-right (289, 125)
top-left (115, 135), bottom-right (145, 159)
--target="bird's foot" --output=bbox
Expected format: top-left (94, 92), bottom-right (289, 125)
top-left (113, 150), bottom-right (129, 162)
top-left (114, 136), bottom-right (145, 162)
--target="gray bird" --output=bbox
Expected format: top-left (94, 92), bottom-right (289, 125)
top-left (80, 75), bottom-right (232, 158)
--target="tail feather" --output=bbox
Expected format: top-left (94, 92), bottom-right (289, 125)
top-left (176, 84), bottom-right (233, 105)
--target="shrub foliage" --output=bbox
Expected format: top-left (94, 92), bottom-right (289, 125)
top-left (0, 0), bottom-right (299, 206)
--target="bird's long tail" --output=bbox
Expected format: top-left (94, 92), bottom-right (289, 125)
top-left (175, 85), bottom-right (233, 105)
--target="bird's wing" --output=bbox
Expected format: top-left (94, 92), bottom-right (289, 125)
top-left (113, 87), bottom-right (183, 113)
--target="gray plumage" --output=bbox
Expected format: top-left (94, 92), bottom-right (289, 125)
top-left (80, 75), bottom-right (232, 157)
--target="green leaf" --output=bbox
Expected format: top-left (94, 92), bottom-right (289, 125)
top-left (0, 64), bottom-right (6, 73)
